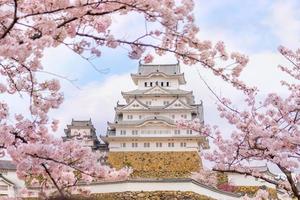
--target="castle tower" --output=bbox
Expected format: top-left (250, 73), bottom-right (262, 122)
top-left (102, 63), bottom-right (208, 178)
top-left (102, 63), bottom-right (208, 152)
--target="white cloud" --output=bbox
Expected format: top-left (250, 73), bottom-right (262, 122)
top-left (51, 72), bottom-right (135, 136)
top-left (263, 0), bottom-right (300, 48)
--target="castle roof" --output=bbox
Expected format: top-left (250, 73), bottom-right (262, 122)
top-left (65, 119), bottom-right (96, 130)
top-left (0, 160), bottom-right (16, 170)
top-left (121, 87), bottom-right (192, 96)
top-left (108, 116), bottom-right (176, 128)
top-left (138, 63), bottom-right (180, 75)
top-left (131, 63), bottom-right (186, 85)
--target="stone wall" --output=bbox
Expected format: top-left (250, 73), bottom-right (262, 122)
top-left (107, 151), bottom-right (201, 178)
top-left (40, 191), bottom-right (216, 200)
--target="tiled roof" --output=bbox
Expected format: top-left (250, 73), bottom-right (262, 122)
top-left (122, 88), bottom-right (192, 95)
top-left (71, 119), bottom-right (93, 126)
top-left (138, 63), bottom-right (180, 75)
top-left (0, 160), bottom-right (16, 170)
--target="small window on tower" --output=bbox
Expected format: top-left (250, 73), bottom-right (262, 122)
top-left (166, 82), bottom-right (170, 87)
top-left (161, 82), bottom-right (164, 87)
top-left (132, 130), bottom-right (138, 135)
top-left (144, 82), bottom-right (147, 87)
top-left (132, 143), bottom-right (138, 148)
top-left (156, 142), bottom-right (162, 147)
top-left (144, 142), bottom-right (150, 148)
top-left (180, 142), bottom-right (186, 147)
top-left (150, 82), bottom-right (153, 87)
top-left (120, 130), bottom-right (126, 135)
top-left (168, 142), bottom-right (174, 147)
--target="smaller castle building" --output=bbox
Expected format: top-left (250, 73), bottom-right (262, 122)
top-left (63, 119), bottom-right (101, 150)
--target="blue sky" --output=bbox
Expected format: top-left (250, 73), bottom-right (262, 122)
top-left (35, 0), bottom-right (300, 138)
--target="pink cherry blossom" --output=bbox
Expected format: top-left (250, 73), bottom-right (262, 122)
top-left (181, 46), bottom-right (300, 198)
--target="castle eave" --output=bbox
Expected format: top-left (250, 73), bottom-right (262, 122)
top-left (131, 72), bottom-right (186, 85)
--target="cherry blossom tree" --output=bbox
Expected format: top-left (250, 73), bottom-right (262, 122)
top-left (181, 46), bottom-right (300, 199)
top-left (0, 0), bottom-right (250, 198)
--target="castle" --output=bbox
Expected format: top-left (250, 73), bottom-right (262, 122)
top-left (0, 63), bottom-right (286, 199)
top-left (64, 63), bottom-right (208, 154)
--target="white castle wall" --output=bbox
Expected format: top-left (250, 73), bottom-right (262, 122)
top-left (227, 173), bottom-right (276, 189)
top-left (137, 78), bottom-right (180, 89)
top-left (108, 140), bottom-right (199, 152)
top-left (0, 170), bottom-right (26, 197)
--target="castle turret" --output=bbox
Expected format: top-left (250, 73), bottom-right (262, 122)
top-left (63, 119), bottom-right (100, 150)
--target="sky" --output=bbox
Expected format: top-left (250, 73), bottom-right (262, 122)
top-left (34, 0), bottom-right (300, 148)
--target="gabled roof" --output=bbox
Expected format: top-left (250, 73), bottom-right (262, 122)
top-left (118, 98), bottom-right (149, 110)
top-left (0, 160), bottom-right (16, 171)
top-left (138, 63), bottom-right (181, 75)
top-left (144, 86), bottom-right (170, 95)
top-left (131, 71), bottom-right (186, 85)
top-left (164, 98), bottom-right (195, 110)
top-left (122, 86), bottom-right (192, 96)
top-left (108, 116), bottom-right (176, 128)
top-left (65, 118), bottom-right (96, 133)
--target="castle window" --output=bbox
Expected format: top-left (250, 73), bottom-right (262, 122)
top-left (144, 82), bottom-right (147, 87)
top-left (156, 142), bottom-right (162, 147)
top-left (180, 142), bottom-right (186, 147)
top-left (166, 82), bottom-right (170, 87)
top-left (181, 114), bottom-right (187, 119)
top-left (161, 82), bottom-right (164, 87)
top-left (174, 130), bottom-right (180, 135)
top-left (168, 142), bottom-right (174, 147)
top-left (132, 130), bottom-right (138, 135)
top-left (139, 115), bottom-right (142, 119)
top-left (144, 142), bottom-right (150, 148)
top-left (155, 81), bottom-right (158, 86)
top-left (171, 114), bottom-right (175, 119)
top-left (120, 130), bottom-right (126, 135)
top-left (186, 130), bottom-right (192, 134)
top-left (146, 101), bottom-right (152, 105)
top-left (163, 101), bottom-right (169, 105)
top-left (150, 82), bottom-right (153, 87)
top-left (121, 143), bottom-right (126, 148)
top-left (132, 143), bottom-right (138, 148)
top-left (127, 115), bottom-right (133, 119)
top-left (191, 112), bottom-right (197, 119)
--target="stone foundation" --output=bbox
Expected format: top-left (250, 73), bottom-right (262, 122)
top-left (107, 151), bottom-right (201, 178)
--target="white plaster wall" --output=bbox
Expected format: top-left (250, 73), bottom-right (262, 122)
top-left (0, 171), bottom-right (26, 197)
top-left (0, 180), bottom-right (14, 197)
top-left (122, 111), bottom-right (193, 121)
top-left (116, 128), bottom-right (195, 137)
top-left (73, 181), bottom-right (240, 200)
top-left (109, 140), bottom-right (199, 152)
top-left (227, 173), bottom-right (276, 189)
